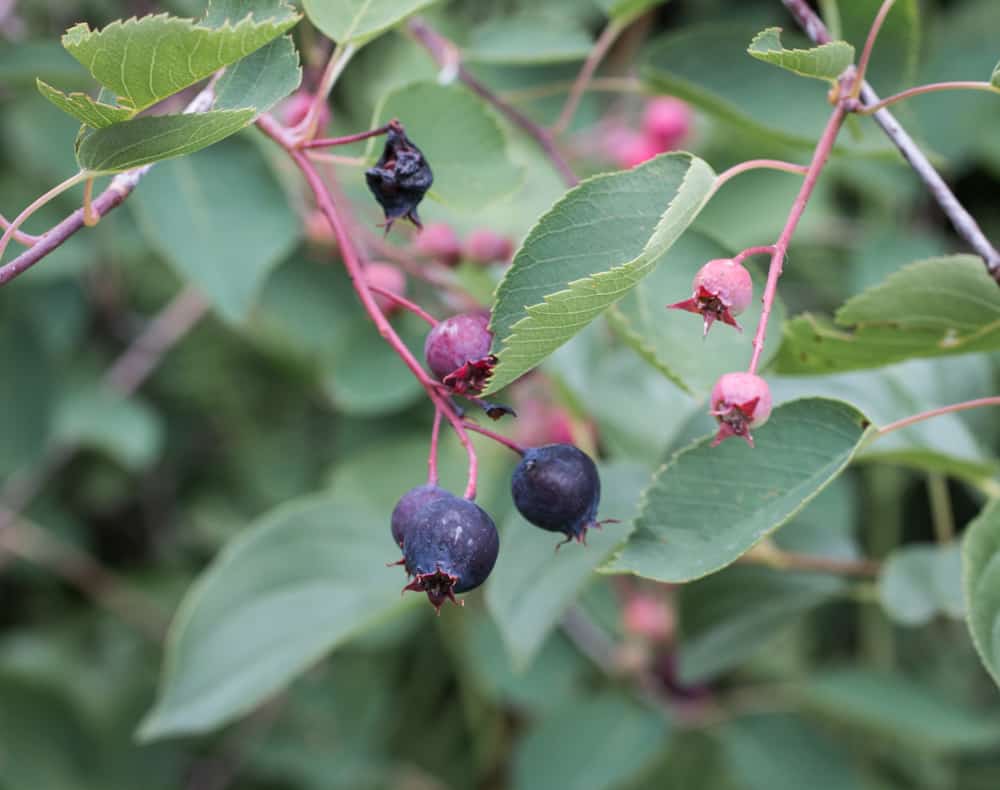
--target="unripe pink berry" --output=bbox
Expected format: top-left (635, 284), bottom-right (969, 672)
top-left (424, 312), bottom-right (494, 391)
top-left (710, 372), bottom-right (772, 447)
top-left (365, 262), bottom-right (407, 315)
top-left (464, 228), bottom-right (514, 264)
top-left (615, 131), bottom-right (663, 169)
top-left (280, 91), bottom-right (331, 132)
top-left (642, 97), bottom-right (692, 150)
top-left (623, 594), bottom-right (675, 642)
top-left (668, 258), bottom-right (753, 335)
top-left (415, 223), bottom-right (462, 267)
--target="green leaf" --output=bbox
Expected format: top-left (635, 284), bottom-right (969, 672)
top-left (75, 110), bottom-right (255, 173)
top-left (678, 566), bottom-right (844, 684)
top-left (797, 668), bottom-right (1000, 751)
top-left (371, 81), bottom-right (523, 211)
top-left (61, 10), bottom-right (299, 114)
top-left (595, 0), bottom-right (667, 25)
top-left (128, 137), bottom-right (300, 322)
top-left (879, 543), bottom-right (965, 626)
top-left (607, 399), bottom-right (870, 583)
top-left (774, 256), bottom-right (1000, 374)
top-left (36, 80), bottom-right (133, 128)
top-left (302, 0), bottom-right (439, 46)
top-left (608, 231), bottom-right (784, 396)
top-left (512, 693), bottom-right (669, 790)
top-left (464, 17), bottom-right (593, 65)
top-left (993, 59), bottom-right (1000, 88)
top-left (963, 499), bottom-right (1000, 689)
top-left (212, 35), bottom-right (302, 114)
top-left (138, 493), bottom-right (414, 740)
top-left (0, 316), bottom-right (53, 478)
top-left (52, 386), bottom-right (164, 471)
top-left (485, 462), bottom-right (648, 668)
top-left (202, 0), bottom-right (298, 26)
top-left (747, 27), bottom-right (855, 83)
top-left (485, 152), bottom-right (715, 395)
top-left (838, 0), bottom-right (919, 94)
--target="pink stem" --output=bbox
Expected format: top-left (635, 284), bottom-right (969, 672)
top-left (877, 397), bottom-right (1000, 436)
top-left (427, 408), bottom-right (443, 485)
top-left (712, 159), bottom-right (809, 194)
top-left (551, 19), bottom-right (625, 135)
top-left (300, 123), bottom-right (393, 150)
top-left (854, 0), bottom-right (896, 93)
top-left (749, 104), bottom-right (847, 374)
top-left (732, 245), bottom-right (777, 266)
top-left (256, 114), bottom-right (479, 500)
top-left (367, 283), bottom-right (439, 326)
top-left (0, 214), bottom-right (40, 247)
top-left (463, 421), bottom-right (526, 456)
top-left (859, 81), bottom-right (1000, 115)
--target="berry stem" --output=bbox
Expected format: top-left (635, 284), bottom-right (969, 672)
top-left (732, 245), bottom-right (777, 266)
top-left (0, 214), bottom-right (40, 247)
top-left (748, 102), bottom-right (846, 374)
top-left (551, 18), bottom-right (626, 135)
top-left (857, 81), bottom-right (1000, 115)
top-left (257, 114), bottom-right (480, 500)
top-left (853, 0), bottom-right (896, 96)
top-left (462, 421), bottom-right (526, 456)
top-left (875, 396), bottom-right (1000, 436)
top-left (781, 0), bottom-right (1000, 283)
top-left (427, 408), bottom-right (443, 486)
top-left (0, 169), bottom-right (88, 262)
top-left (711, 159), bottom-right (809, 195)
top-left (300, 123), bottom-right (394, 150)
top-left (291, 43), bottom-right (357, 142)
top-left (367, 284), bottom-right (439, 326)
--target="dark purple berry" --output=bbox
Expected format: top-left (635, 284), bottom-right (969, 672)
top-left (365, 120), bottom-right (433, 232)
top-left (390, 484), bottom-right (453, 549)
top-left (402, 497), bottom-right (499, 611)
top-left (423, 312), bottom-right (496, 394)
top-left (511, 444), bottom-right (602, 545)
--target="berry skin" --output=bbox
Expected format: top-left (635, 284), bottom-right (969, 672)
top-left (710, 372), bottom-right (773, 447)
top-left (402, 497), bottom-right (500, 611)
top-left (668, 258), bottom-right (752, 335)
top-left (365, 121), bottom-right (433, 231)
top-left (642, 98), bottom-right (692, 150)
top-left (415, 223), bottom-right (462, 267)
top-left (365, 262), bottom-right (407, 315)
top-left (511, 444), bottom-right (602, 545)
top-left (615, 131), bottom-right (663, 169)
top-left (423, 312), bottom-right (495, 394)
top-left (464, 228), bottom-right (514, 264)
top-left (390, 484), bottom-right (453, 549)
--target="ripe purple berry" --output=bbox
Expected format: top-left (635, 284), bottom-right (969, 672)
top-left (390, 484), bottom-right (453, 549)
top-left (511, 444), bottom-right (602, 546)
top-left (710, 372), bottom-right (773, 447)
top-left (668, 258), bottom-right (752, 335)
top-left (423, 312), bottom-right (496, 394)
top-left (402, 497), bottom-right (499, 611)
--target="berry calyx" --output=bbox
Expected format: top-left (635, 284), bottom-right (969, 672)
top-left (511, 443), bottom-right (605, 546)
top-left (415, 222), bottom-right (462, 267)
top-left (390, 484), bottom-right (453, 549)
top-left (423, 312), bottom-right (496, 394)
top-left (402, 497), bottom-right (499, 611)
top-left (709, 372), bottom-right (772, 447)
top-left (365, 262), bottom-right (407, 315)
top-left (464, 228), bottom-right (514, 264)
top-left (668, 258), bottom-right (752, 335)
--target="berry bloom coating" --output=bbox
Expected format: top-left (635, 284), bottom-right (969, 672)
top-left (642, 97), bottom-right (692, 149)
top-left (402, 497), bottom-right (500, 611)
top-left (365, 121), bottom-right (433, 231)
top-left (423, 312), bottom-right (496, 394)
top-left (464, 228), bottom-right (514, 264)
top-left (415, 222), bottom-right (462, 267)
top-left (668, 258), bottom-right (752, 335)
top-left (390, 484), bottom-right (453, 549)
top-left (710, 372), bottom-right (773, 447)
top-left (511, 444), bottom-right (602, 545)
top-left (365, 262), bottom-right (407, 315)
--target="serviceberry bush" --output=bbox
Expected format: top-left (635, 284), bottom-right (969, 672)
top-left (2, 0), bottom-right (1000, 787)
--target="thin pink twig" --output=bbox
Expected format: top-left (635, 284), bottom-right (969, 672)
top-left (300, 123), bottom-right (392, 150)
top-left (428, 408), bottom-right (443, 485)
top-left (368, 283), bottom-right (438, 326)
top-left (732, 245), bottom-right (777, 266)
top-left (551, 19), bottom-right (625, 135)
top-left (0, 213), bottom-right (40, 246)
top-left (858, 81), bottom-right (1000, 115)
top-left (463, 421), bottom-right (526, 457)
top-left (854, 0), bottom-right (896, 94)
top-left (712, 159), bottom-right (809, 195)
top-left (877, 397), bottom-right (1000, 436)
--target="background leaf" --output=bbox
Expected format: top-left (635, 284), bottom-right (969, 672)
top-left (464, 16), bottom-right (592, 64)
top-left (302, 0), bottom-right (439, 46)
top-left (879, 543), bottom-right (965, 626)
top-left (608, 399), bottom-right (869, 583)
top-left (747, 27), bottom-right (854, 83)
top-left (963, 499), bottom-right (1000, 689)
top-left (486, 152), bottom-right (715, 394)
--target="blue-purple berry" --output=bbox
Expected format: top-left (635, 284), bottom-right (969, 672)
top-left (511, 443), bottom-right (601, 545)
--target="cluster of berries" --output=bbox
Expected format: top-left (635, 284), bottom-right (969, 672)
top-left (416, 222), bottom-right (514, 268)
top-left (390, 312), bottom-right (608, 610)
top-left (606, 97), bottom-right (693, 170)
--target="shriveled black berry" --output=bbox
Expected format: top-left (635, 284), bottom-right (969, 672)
top-left (390, 484), bottom-right (453, 549)
top-left (365, 120), bottom-right (433, 232)
top-left (511, 443), bottom-right (601, 545)
top-left (403, 497), bottom-right (499, 611)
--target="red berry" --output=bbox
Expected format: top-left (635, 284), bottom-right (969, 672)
top-left (464, 228), bottom-right (514, 264)
top-left (642, 98), bottom-right (692, 150)
top-left (415, 223), bottom-right (462, 267)
top-left (615, 130), bottom-right (662, 169)
top-left (423, 312), bottom-right (495, 393)
top-left (709, 372), bottom-right (772, 447)
top-left (365, 262), bottom-right (407, 315)
top-left (668, 258), bottom-right (752, 335)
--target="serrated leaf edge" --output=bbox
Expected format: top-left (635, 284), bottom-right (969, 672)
top-left (747, 26), bottom-right (855, 84)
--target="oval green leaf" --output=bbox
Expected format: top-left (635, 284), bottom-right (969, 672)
top-left (748, 27), bottom-right (855, 83)
top-left (302, 0), bottom-right (439, 46)
top-left (963, 499), bottom-right (1000, 690)
top-left (879, 543), bottom-right (964, 626)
